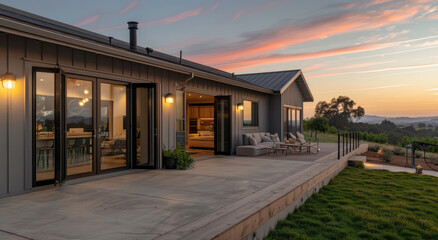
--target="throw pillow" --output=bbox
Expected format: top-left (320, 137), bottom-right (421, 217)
top-left (271, 133), bottom-right (279, 142)
top-left (296, 132), bottom-right (306, 144)
top-left (288, 138), bottom-right (296, 144)
top-left (262, 137), bottom-right (273, 142)
top-left (248, 136), bottom-right (258, 146)
top-left (243, 133), bottom-right (252, 145)
top-left (252, 133), bottom-right (262, 143)
top-left (288, 132), bottom-right (297, 140)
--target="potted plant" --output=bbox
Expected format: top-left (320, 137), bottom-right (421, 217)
top-left (162, 145), bottom-right (176, 169)
top-left (174, 146), bottom-right (194, 170)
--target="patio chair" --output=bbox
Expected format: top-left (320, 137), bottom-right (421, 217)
top-left (296, 132), bottom-right (319, 153)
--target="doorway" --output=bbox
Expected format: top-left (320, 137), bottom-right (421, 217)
top-left (185, 92), bottom-right (215, 158)
top-left (185, 92), bottom-right (232, 158)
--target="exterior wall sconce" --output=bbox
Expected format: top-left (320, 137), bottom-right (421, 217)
top-left (165, 93), bottom-right (174, 103)
top-left (2, 72), bottom-right (16, 89)
top-left (237, 103), bottom-right (244, 110)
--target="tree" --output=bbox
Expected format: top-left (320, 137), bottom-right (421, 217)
top-left (314, 96), bottom-right (364, 129)
top-left (309, 117), bottom-right (329, 139)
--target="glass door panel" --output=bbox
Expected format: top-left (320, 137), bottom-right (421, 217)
top-left (214, 96), bottom-right (231, 155)
top-left (99, 83), bottom-right (127, 170)
top-left (35, 72), bottom-right (56, 182)
top-left (65, 78), bottom-right (93, 176)
top-left (134, 86), bottom-right (155, 167)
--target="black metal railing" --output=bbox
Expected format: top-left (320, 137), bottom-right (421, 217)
top-left (338, 132), bottom-right (360, 159)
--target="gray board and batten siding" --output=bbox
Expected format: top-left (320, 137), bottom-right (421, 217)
top-left (0, 4), bottom-right (313, 197)
top-left (0, 33), bottom-right (273, 197)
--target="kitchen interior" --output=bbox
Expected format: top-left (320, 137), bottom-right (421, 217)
top-left (186, 92), bottom-right (215, 158)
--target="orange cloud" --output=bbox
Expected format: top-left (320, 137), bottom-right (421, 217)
top-left (326, 61), bottom-right (394, 71)
top-left (120, 0), bottom-right (139, 14)
top-left (309, 62), bottom-right (438, 78)
top-left (74, 14), bottom-right (100, 27)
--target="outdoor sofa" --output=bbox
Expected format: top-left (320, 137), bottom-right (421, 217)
top-left (236, 132), bottom-right (283, 156)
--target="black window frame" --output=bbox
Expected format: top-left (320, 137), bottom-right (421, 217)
top-left (243, 100), bottom-right (259, 127)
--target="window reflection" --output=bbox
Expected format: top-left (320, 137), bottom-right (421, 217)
top-left (35, 72), bottom-right (55, 182)
top-left (66, 78), bottom-right (93, 176)
top-left (100, 83), bottom-right (127, 170)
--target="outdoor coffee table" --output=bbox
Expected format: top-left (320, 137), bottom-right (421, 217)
top-left (267, 146), bottom-right (288, 156)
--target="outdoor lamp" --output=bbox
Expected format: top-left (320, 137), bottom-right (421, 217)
top-left (237, 103), bottom-right (244, 110)
top-left (165, 93), bottom-right (174, 103)
top-left (2, 72), bottom-right (16, 89)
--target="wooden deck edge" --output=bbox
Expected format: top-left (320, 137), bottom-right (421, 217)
top-left (215, 144), bottom-right (368, 240)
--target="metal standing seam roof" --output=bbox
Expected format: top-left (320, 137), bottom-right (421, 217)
top-left (236, 70), bottom-right (300, 92)
top-left (237, 70), bottom-right (314, 102)
top-left (0, 3), bottom-right (313, 100)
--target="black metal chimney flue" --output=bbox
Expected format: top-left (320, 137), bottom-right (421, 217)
top-left (127, 21), bottom-right (138, 50)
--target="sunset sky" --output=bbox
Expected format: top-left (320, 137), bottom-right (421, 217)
top-left (4, 0), bottom-right (438, 118)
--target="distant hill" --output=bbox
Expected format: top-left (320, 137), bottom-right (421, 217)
top-left (354, 115), bottom-right (438, 126)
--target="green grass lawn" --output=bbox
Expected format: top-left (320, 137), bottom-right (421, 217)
top-left (303, 131), bottom-right (339, 143)
top-left (266, 167), bottom-right (438, 240)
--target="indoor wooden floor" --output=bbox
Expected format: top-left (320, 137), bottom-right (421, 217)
top-left (186, 146), bottom-right (214, 159)
top-left (36, 154), bottom-right (127, 182)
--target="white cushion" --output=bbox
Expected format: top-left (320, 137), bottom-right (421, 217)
top-left (248, 136), bottom-right (257, 146)
top-left (296, 132), bottom-right (306, 144)
top-left (252, 133), bottom-right (262, 143)
top-left (288, 132), bottom-right (297, 140)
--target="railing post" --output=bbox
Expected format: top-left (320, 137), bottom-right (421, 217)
top-left (338, 133), bottom-right (340, 159)
top-left (349, 132), bottom-right (352, 152)
top-left (353, 132), bottom-right (355, 150)
top-left (358, 132), bottom-right (360, 147)
top-left (346, 133), bottom-right (348, 154)
top-left (342, 133), bottom-right (345, 156)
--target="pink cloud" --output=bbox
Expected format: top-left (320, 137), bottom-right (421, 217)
top-left (190, 2), bottom-right (428, 67)
top-left (217, 42), bottom-right (390, 72)
top-left (74, 14), bottom-right (100, 27)
top-left (120, 0), bottom-right (139, 14)
top-left (304, 64), bottom-right (324, 71)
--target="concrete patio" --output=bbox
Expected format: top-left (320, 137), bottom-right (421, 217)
top-left (0, 143), bottom-right (365, 240)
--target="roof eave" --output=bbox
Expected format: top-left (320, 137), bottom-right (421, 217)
top-left (0, 14), bottom-right (273, 94)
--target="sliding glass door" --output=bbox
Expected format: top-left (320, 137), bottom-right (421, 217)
top-left (99, 82), bottom-right (128, 171)
top-left (34, 69), bottom-right (132, 187)
top-left (132, 84), bottom-right (156, 168)
top-left (214, 96), bottom-right (231, 155)
top-left (34, 70), bottom-right (57, 184)
top-left (65, 78), bottom-right (94, 177)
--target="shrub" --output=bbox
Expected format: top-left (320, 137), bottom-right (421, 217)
top-left (174, 147), bottom-right (194, 170)
top-left (350, 161), bottom-right (364, 168)
top-left (327, 126), bottom-right (338, 134)
top-left (368, 145), bottom-right (380, 152)
top-left (380, 148), bottom-right (393, 163)
top-left (360, 132), bottom-right (388, 144)
top-left (392, 146), bottom-right (405, 156)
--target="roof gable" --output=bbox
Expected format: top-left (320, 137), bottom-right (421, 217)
top-left (237, 70), bottom-right (313, 102)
